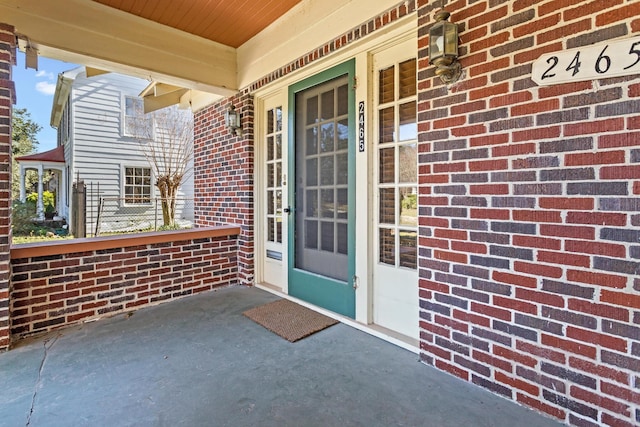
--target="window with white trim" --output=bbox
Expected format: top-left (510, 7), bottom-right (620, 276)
top-left (124, 166), bottom-right (152, 204)
top-left (124, 96), bottom-right (152, 137)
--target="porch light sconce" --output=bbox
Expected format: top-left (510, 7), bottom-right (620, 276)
top-left (225, 104), bottom-right (242, 136)
top-left (428, 8), bottom-right (461, 84)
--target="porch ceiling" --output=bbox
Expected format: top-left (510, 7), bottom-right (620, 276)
top-left (0, 0), bottom-right (300, 100)
top-left (92, 0), bottom-right (303, 49)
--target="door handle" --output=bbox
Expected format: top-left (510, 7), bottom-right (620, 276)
top-left (284, 206), bottom-right (292, 214)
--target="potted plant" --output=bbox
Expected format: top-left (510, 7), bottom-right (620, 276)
top-left (44, 203), bottom-right (56, 220)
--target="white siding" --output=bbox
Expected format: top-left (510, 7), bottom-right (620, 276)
top-left (67, 72), bottom-right (195, 234)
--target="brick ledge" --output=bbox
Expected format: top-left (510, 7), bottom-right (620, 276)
top-left (10, 225), bottom-right (241, 259)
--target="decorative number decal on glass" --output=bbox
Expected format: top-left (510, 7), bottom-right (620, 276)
top-left (533, 35), bottom-right (640, 85)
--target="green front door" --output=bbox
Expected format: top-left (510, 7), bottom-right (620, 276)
top-left (287, 60), bottom-right (356, 318)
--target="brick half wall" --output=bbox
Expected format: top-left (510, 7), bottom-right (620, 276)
top-left (417, 1), bottom-right (640, 426)
top-left (9, 227), bottom-right (240, 342)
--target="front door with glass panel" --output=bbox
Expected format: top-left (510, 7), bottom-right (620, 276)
top-left (373, 39), bottom-right (419, 339)
top-left (288, 60), bottom-right (355, 318)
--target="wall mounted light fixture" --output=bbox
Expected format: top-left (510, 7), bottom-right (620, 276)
top-left (225, 104), bottom-right (242, 136)
top-left (429, 8), bottom-right (461, 84)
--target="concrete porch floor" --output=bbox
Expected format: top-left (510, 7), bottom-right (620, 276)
top-left (0, 286), bottom-right (563, 427)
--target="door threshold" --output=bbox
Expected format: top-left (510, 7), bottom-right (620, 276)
top-left (255, 283), bottom-right (420, 354)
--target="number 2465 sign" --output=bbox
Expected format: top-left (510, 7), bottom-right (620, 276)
top-left (532, 35), bottom-right (640, 86)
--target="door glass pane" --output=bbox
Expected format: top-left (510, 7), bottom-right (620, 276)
top-left (336, 153), bottom-right (348, 185)
top-left (307, 96), bottom-right (318, 124)
top-left (306, 220), bottom-right (318, 249)
top-left (320, 123), bottom-right (334, 153)
top-left (379, 228), bottom-right (395, 265)
top-left (336, 189), bottom-right (348, 220)
top-left (321, 189), bottom-right (334, 218)
top-left (267, 109), bottom-right (274, 134)
top-left (267, 164), bottom-right (275, 187)
top-left (267, 136), bottom-right (274, 161)
top-left (399, 59), bottom-right (416, 99)
top-left (379, 107), bottom-right (395, 143)
top-left (399, 102), bottom-right (417, 141)
top-left (306, 158), bottom-right (318, 186)
top-left (399, 230), bottom-right (417, 269)
top-left (337, 119), bottom-right (349, 150)
top-left (321, 222), bottom-right (334, 252)
top-left (379, 188), bottom-right (395, 224)
top-left (307, 128), bottom-right (318, 154)
top-left (321, 90), bottom-right (334, 121)
top-left (275, 134), bottom-right (282, 158)
top-left (399, 187), bottom-right (417, 227)
top-left (379, 66), bottom-right (395, 104)
top-left (267, 191), bottom-right (274, 215)
top-left (306, 190), bottom-right (318, 217)
top-left (275, 106), bottom-right (283, 131)
top-left (268, 218), bottom-right (275, 242)
top-left (399, 143), bottom-right (417, 183)
top-left (320, 156), bottom-right (334, 185)
top-left (276, 219), bottom-right (283, 243)
top-left (337, 84), bottom-right (348, 116)
top-left (379, 148), bottom-right (395, 183)
top-left (276, 162), bottom-right (282, 187)
top-left (337, 223), bottom-right (348, 255)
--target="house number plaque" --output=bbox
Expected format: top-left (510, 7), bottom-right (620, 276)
top-left (358, 101), bottom-right (365, 153)
top-left (532, 35), bottom-right (640, 86)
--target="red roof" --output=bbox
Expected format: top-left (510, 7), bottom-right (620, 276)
top-left (16, 146), bottom-right (65, 163)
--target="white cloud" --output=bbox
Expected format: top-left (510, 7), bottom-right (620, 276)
top-left (35, 70), bottom-right (54, 79)
top-left (35, 81), bottom-right (56, 95)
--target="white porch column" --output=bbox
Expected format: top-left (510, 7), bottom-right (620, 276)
top-left (59, 167), bottom-right (66, 218)
top-left (19, 164), bottom-right (26, 201)
top-left (36, 164), bottom-right (44, 219)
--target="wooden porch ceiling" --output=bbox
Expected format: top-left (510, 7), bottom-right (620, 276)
top-left (92, 0), bottom-right (303, 48)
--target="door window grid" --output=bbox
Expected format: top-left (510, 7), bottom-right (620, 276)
top-left (301, 84), bottom-right (349, 257)
top-left (377, 58), bottom-right (418, 269)
top-left (265, 107), bottom-right (284, 246)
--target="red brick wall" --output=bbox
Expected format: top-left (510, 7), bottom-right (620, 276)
top-left (10, 231), bottom-right (239, 340)
top-left (417, 1), bottom-right (640, 425)
top-left (0, 23), bottom-right (15, 351)
top-left (194, 93), bottom-right (255, 285)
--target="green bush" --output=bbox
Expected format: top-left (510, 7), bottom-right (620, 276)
top-left (26, 190), bottom-right (55, 212)
top-left (11, 200), bottom-right (39, 235)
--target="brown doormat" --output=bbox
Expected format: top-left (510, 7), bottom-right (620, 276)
top-left (243, 299), bottom-right (338, 342)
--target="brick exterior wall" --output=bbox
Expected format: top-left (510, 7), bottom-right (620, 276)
top-left (194, 93), bottom-right (255, 285)
top-left (0, 23), bottom-right (15, 351)
top-left (2, 0), bottom-right (639, 423)
top-left (416, 1), bottom-right (640, 426)
top-left (10, 230), bottom-right (239, 340)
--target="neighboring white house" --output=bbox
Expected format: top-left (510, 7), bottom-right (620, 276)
top-left (16, 67), bottom-right (195, 236)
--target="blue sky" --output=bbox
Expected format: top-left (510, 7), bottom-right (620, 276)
top-left (12, 52), bottom-right (78, 153)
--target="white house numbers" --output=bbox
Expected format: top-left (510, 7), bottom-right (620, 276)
top-left (532, 35), bottom-right (640, 86)
top-left (358, 101), bottom-right (365, 153)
